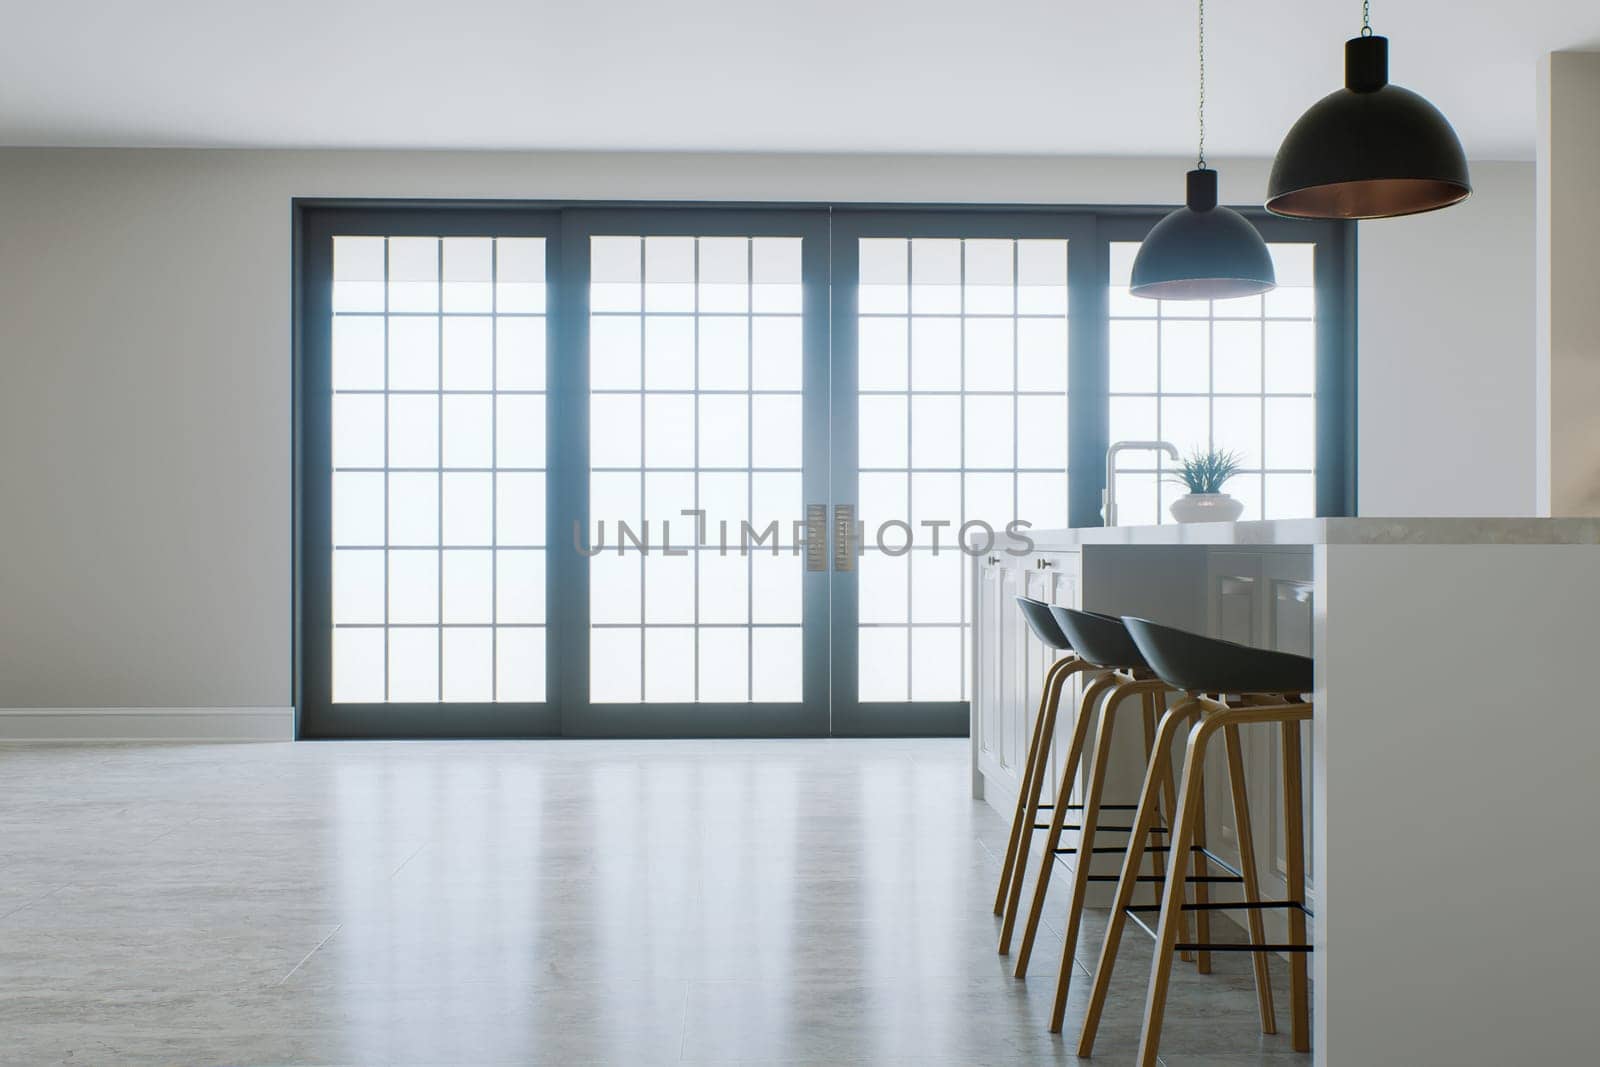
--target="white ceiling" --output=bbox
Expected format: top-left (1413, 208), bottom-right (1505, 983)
top-left (3, 1), bottom-right (1597, 159)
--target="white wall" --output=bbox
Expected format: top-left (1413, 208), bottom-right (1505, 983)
top-left (1358, 162), bottom-right (1536, 517)
top-left (0, 149), bottom-right (1536, 723)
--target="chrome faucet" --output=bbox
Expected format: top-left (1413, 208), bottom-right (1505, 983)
top-left (1103, 440), bottom-right (1180, 526)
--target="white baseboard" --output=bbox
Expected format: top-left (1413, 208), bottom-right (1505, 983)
top-left (0, 707), bottom-right (294, 742)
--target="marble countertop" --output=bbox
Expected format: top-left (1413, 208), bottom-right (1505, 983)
top-left (1013, 517), bottom-right (1600, 548)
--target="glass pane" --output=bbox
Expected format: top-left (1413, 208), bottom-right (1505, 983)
top-left (590, 236), bottom-right (641, 313)
top-left (333, 317), bottom-right (385, 389)
top-left (1110, 321), bottom-right (1157, 392)
top-left (590, 628), bottom-right (641, 702)
top-left (910, 472), bottom-right (961, 538)
top-left (963, 395), bottom-right (1014, 469)
top-left (911, 551), bottom-right (961, 623)
top-left (752, 238), bottom-right (802, 313)
top-left (644, 317), bottom-right (694, 390)
top-left (751, 395), bottom-right (802, 469)
top-left (859, 396), bottom-right (908, 468)
top-left (644, 628), bottom-right (696, 702)
top-left (699, 472), bottom-right (748, 541)
top-left (858, 472), bottom-right (909, 534)
top-left (333, 237), bottom-right (385, 313)
top-left (1017, 473), bottom-right (1068, 529)
top-left (387, 473), bottom-right (438, 546)
top-left (496, 238), bottom-right (546, 313)
top-left (645, 236), bottom-right (695, 312)
top-left (330, 231), bottom-right (546, 706)
top-left (1160, 396), bottom-right (1211, 456)
top-left (333, 394), bottom-right (384, 468)
top-left (963, 472), bottom-right (1013, 527)
top-left (859, 238), bottom-right (908, 314)
top-left (859, 550), bottom-right (909, 624)
top-left (964, 239), bottom-right (1014, 315)
top-left (1016, 240), bottom-right (1068, 314)
top-left (1109, 395), bottom-right (1157, 444)
top-left (442, 238), bottom-right (492, 313)
top-left (911, 627), bottom-right (962, 701)
top-left (1212, 322), bottom-right (1262, 393)
top-left (646, 472), bottom-right (697, 547)
top-left (442, 318), bottom-right (492, 390)
top-left (333, 551), bottom-right (384, 624)
top-left (590, 394), bottom-right (641, 468)
top-left (441, 549), bottom-right (493, 624)
top-left (496, 549), bottom-right (546, 624)
top-left (963, 319), bottom-right (1013, 391)
top-left (590, 552), bottom-right (642, 625)
top-left (442, 628), bottom-right (493, 702)
top-left (859, 317), bottom-right (908, 391)
top-left (858, 627), bottom-right (909, 702)
top-left (441, 472), bottom-right (492, 545)
top-left (698, 551), bottom-right (749, 624)
top-left (1265, 398), bottom-right (1316, 469)
top-left (698, 318), bottom-right (749, 390)
top-left (752, 628), bottom-right (803, 702)
top-left (1265, 472), bottom-right (1316, 519)
top-left (699, 237), bottom-right (749, 313)
top-left (911, 318), bottom-right (961, 390)
top-left (911, 395), bottom-right (961, 468)
top-left (643, 395), bottom-right (696, 468)
top-left (332, 628), bottom-right (384, 702)
top-left (1016, 395), bottom-right (1068, 471)
top-left (497, 628), bottom-right (545, 701)
top-left (388, 395), bottom-right (439, 468)
top-left (495, 472), bottom-right (545, 546)
top-left (1017, 319), bottom-right (1068, 393)
top-left (590, 472), bottom-right (642, 539)
top-left (388, 627), bottom-right (439, 701)
top-left (388, 318), bottom-right (438, 391)
top-left (644, 552), bottom-right (695, 624)
top-left (1113, 472), bottom-right (1159, 527)
top-left (751, 317), bottom-right (802, 390)
top-left (591, 316), bottom-right (642, 390)
top-left (1265, 321), bottom-right (1316, 394)
top-left (751, 473), bottom-right (802, 544)
top-left (698, 394), bottom-right (749, 468)
top-left (752, 553), bottom-right (802, 624)
top-left (388, 551), bottom-right (438, 624)
top-left (911, 239), bottom-right (961, 314)
top-left (1161, 321), bottom-right (1210, 395)
top-left (387, 237), bottom-right (438, 313)
top-left (1212, 398), bottom-right (1264, 469)
top-left (496, 318), bottom-right (545, 390)
top-left (698, 628), bottom-right (750, 701)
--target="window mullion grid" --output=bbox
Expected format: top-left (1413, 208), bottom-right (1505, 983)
top-left (643, 239), bottom-right (652, 701)
top-left (690, 239), bottom-right (700, 703)
top-left (1259, 289), bottom-right (1268, 517)
top-left (382, 237), bottom-right (391, 701)
top-left (745, 238), bottom-right (754, 703)
top-left (435, 238), bottom-right (444, 703)
top-left (490, 239), bottom-right (499, 702)
top-left (907, 239), bottom-right (919, 702)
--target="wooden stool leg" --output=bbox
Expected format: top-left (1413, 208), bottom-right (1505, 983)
top-left (1011, 671), bottom-right (1116, 968)
top-left (1042, 679), bottom-right (1142, 1006)
top-left (1073, 697), bottom-right (1201, 1045)
top-left (1190, 772), bottom-right (1213, 974)
top-left (1223, 723), bottom-right (1278, 1035)
top-left (1137, 716), bottom-right (1223, 1067)
top-left (1282, 717), bottom-right (1311, 1052)
top-left (1145, 688), bottom-right (1194, 964)
top-left (997, 659), bottom-right (1076, 944)
top-left (995, 656), bottom-right (1073, 915)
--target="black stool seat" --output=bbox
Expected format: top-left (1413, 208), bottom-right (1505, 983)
top-left (1048, 607), bottom-right (1148, 671)
top-left (1122, 616), bottom-right (1312, 695)
top-left (1016, 596), bottom-right (1073, 651)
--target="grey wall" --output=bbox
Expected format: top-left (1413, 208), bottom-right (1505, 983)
top-left (0, 149), bottom-right (1536, 712)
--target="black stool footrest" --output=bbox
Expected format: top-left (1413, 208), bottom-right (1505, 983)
top-left (1125, 900), bottom-right (1310, 914)
top-left (1175, 943), bottom-right (1313, 953)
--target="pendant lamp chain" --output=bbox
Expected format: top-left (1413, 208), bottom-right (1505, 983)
top-left (1196, 0), bottom-right (1206, 168)
top-left (1361, 0), bottom-right (1372, 37)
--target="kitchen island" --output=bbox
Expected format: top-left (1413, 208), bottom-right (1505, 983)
top-left (971, 518), bottom-right (1600, 1066)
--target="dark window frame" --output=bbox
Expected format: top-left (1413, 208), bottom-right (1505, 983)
top-left (294, 199), bottom-right (1354, 740)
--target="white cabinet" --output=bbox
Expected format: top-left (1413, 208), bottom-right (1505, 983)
top-left (971, 550), bottom-right (1081, 806)
top-left (1203, 548), bottom-right (1315, 930)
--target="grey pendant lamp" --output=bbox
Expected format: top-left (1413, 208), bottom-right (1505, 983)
top-left (1267, 1), bottom-right (1470, 219)
top-left (1131, 0), bottom-right (1275, 301)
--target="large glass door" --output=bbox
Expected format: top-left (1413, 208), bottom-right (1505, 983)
top-left (552, 209), bottom-right (832, 737)
top-left (827, 212), bottom-right (1097, 736)
top-left (299, 202), bottom-right (1349, 740)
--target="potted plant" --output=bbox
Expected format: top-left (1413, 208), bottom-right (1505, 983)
top-left (1168, 448), bottom-right (1246, 523)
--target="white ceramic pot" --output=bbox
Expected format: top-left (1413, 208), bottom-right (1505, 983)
top-left (1169, 492), bottom-right (1245, 524)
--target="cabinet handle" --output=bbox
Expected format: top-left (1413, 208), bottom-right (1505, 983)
top-left (1037, 557), bottom-right (1054, 569)
top-left (986, 555), bottom-right (1001, 565)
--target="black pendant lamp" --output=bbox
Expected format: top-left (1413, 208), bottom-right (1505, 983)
top-left (1267, 2), bottom-right (1470, 219)
top-left (1131, 0), bottom-right (1275, 301)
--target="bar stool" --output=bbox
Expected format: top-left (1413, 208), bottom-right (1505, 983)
top-left (994, 598), bottom-right (1097, 948)
top-left (1020, 609), bottom-right (1217, 1034)
top-left (1078, 616), bottom-right (1313, 1066)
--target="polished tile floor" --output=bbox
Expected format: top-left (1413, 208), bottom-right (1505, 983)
top-left (0, 739), bottom-right (1309, 1065)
